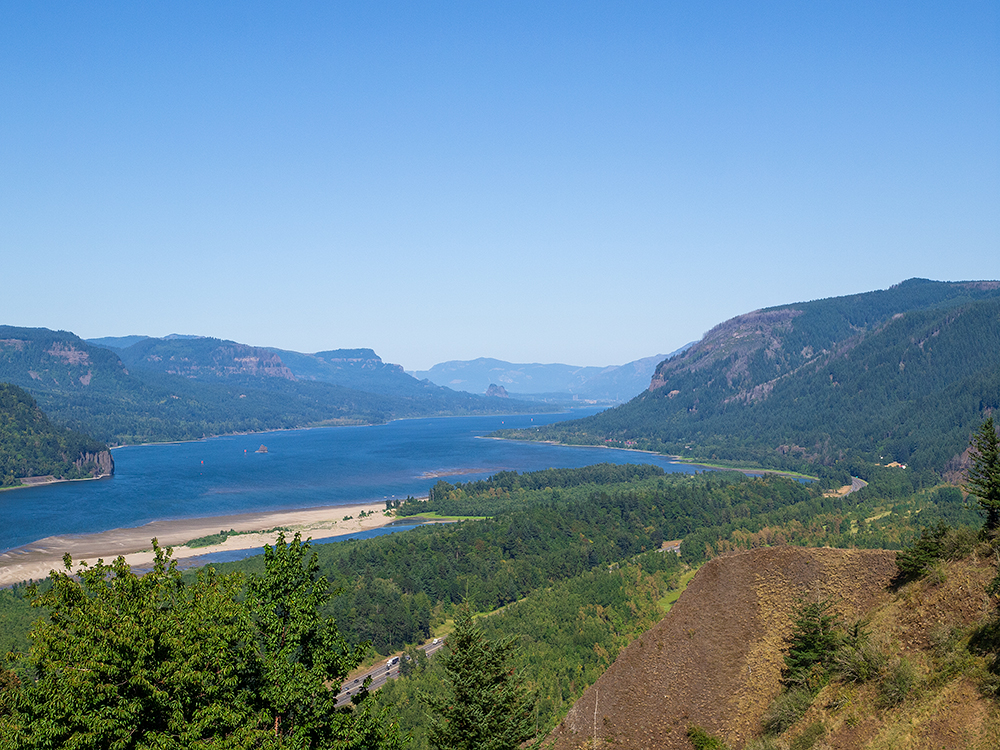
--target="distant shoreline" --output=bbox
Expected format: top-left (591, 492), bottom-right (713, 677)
top-left (0, 472), bottom-right (114, 494)
top-left (0, 499), bottom-right (412, 588)
top-left (485, 435), bottom-right (818, 480)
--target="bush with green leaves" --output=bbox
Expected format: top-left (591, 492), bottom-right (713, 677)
top-left (832, 622), bottom-right (887, 684)
top-left (761, 686), bottom-right (814, 735)
top-left (878, 657), bottom-right (916, 707)
top-left (789, 721), bottom-right (825, 750)
top-left (686, 725), bottom-right (730, 750)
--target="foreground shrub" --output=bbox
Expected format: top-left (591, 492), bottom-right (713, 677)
top-left (686, 725), bottom-right (730, 750)
top-left (878, 657), bottom-right (916, 707)
top-left (762, 686), bottom-right (814, 735)
top-left (941, 525), bottom-right (977, 560)
top-left (833, 627), bottom-right (888, 683)
top-left (789, 721), bottom-right (825, 750)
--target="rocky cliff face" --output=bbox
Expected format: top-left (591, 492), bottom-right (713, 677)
top-left (74, 450), bottom-right (114, 478)
top-left (648, 308), bottom-right (805, 394)
top-left (134, 342), bottom-right (296, 381)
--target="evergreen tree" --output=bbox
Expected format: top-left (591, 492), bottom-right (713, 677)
top-left (966, 416), bottom-right (1000, 531)
top-left (782, 599), bottom-right (843, 689)
top-left (893, 521), bottom-right (949, 583)
top-left (427, 605), bottom-right (535, 750)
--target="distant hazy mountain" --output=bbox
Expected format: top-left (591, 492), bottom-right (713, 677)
top-left (85, 333), bottom-right (202, 351)
top-left (267, 347), bottom-right (427, 397)
top-left (410, 348), bottom-right (690, 403)
top-left (85, 335), bottom-right (151, 350)
top-left (504, 279), bottom-right (1000, 474)
top-left (2, 328), bottom-right (548, 444)
top-left (118, 336), bottom-right (296, 381)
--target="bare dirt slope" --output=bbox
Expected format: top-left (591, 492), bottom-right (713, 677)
top-left (547, 546), bottom-right (897, 750)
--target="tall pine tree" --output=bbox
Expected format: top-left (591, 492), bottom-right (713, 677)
top-left (427, 605), bottom-right (535, 750)
top-left (967, 416), bottom-right (1000, 531)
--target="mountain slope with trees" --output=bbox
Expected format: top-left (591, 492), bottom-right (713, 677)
top-left (0, 383), bottom-right (112, 488)
top-left (548, 543), bottom-right (1000, 749)
top-left (0, 326), bottom-right (546, 445)
top-left (499, 279), bottom-right (1000, 474)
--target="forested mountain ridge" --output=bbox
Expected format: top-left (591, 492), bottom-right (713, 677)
top-left (0, 382), bottom-right (112, 488)
top-left (117, 336), bottom-right (296, 381)
top-left (499, 279), bottom-right (1000, 474)
top-left (1, 326), bottom-right (547, 445)
top-left (268, 347), bottom-right (454, 399)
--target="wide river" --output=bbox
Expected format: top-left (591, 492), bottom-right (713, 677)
top-left (0, 409), bottom-right (705, 554)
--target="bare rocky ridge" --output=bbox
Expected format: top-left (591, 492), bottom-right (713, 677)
top-left (648, 309), bottom-right (804, 394)
top-left (548, 546), bottom-right (898, 750)
top-left (74, 449), bottom-right (114, 478)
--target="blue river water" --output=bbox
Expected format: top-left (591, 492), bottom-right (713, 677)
top-left (0, 409), bottom-right (707, 554)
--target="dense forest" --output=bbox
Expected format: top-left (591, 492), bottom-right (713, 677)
top-left (0, 383), bottom-right (110, 487)
top-left (497, 280), bottom-right (1000, 476)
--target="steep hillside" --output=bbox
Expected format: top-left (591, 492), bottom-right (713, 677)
top-left (505, 279), bottom-right (1000, 473)
top-left (548, 545), bottom-right (1000, 749)
top-left (118, 337), bottom-right (296, 380)
top-left (0, 383), bottom-right (112, 487)
top-left (270, 347), bottom-right (469, 401)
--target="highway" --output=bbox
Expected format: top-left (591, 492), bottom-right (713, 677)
top-left (335, 637), bottom-right (445, 707)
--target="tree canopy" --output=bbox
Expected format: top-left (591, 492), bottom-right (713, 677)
top-left (0, 535), bottom-right (402, 750)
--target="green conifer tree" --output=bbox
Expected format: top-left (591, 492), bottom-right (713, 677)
top-left (427, 605), bottom-right (535, 750)
top-left (966, 416), bottom-right (1000, 531)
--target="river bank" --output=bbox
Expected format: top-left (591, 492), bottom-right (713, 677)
top-left (0, 500), bottom-right (394, 587)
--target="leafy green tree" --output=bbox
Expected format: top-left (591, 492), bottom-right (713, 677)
top-left (427, 605), bottom-right (535, 750)
top-left (0, 537), bottom-right (403, 749)
top-left (966, 416), bottom-right (1000, 531)
top-left (0, 543), bottom-right (262, 748)
top-left (245, 531), bottom-right (402, 749)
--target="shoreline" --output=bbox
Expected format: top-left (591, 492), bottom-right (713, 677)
top-left (0, 472), bottom-right (114, 494)
top-left (0, 500), bottom-right (402, 588)
top-left (484, 435), bottom-right (819, 480)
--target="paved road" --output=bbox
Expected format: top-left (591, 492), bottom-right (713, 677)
top-left (335, 638), bottom-right (445, 707)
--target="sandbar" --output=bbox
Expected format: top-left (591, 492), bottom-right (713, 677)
top-left (0, 501), bottom-right (394, 587)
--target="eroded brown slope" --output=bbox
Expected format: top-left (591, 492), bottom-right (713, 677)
top-left (547, 546), bottom-right (897, 750)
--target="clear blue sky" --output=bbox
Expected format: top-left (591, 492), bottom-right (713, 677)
top-left (2, 2), bottom-right (997, 370)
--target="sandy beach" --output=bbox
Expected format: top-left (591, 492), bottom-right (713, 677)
top-left (0, 501), bottom-right (395, 587)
